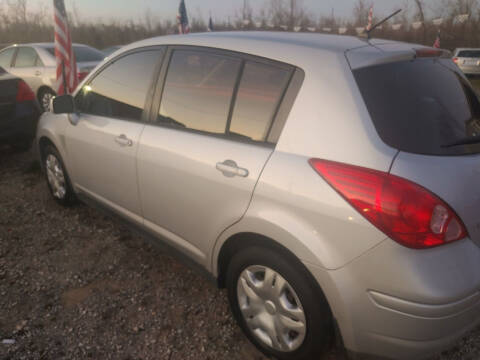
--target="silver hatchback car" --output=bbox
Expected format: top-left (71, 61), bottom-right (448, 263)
top-left (36, 32), bottom-right (480, 360)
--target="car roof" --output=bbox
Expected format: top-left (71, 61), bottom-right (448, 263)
top-left (115, 31), bottom-right (411, 71)
top-left (455, 48), bottom-right (480, 51)
top-left (127, 31), bottom-right (371, 53)
top-left (10, 43), bottom-right (89, 48)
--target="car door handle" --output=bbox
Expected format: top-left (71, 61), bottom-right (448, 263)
top-left (216, 160), bottom-right (249, 178)
top-left (115, 134), bottom-right (133, 147)
top-left (34, 70), bottom-right (42, 76)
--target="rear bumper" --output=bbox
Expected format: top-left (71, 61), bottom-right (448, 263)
top-left (306, 238), bottom-right (480, 360)
top-left (458, 65), bottom-right (480, 75)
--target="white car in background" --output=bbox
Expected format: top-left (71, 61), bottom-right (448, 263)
top-left (0, 43), bottom-right (105, 111)
top-left (453, 48), bottom-right (480, 76)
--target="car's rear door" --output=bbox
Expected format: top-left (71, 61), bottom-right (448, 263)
top-left (66, 48), bottom-right (164, 222)
top-left (137, 47), bottom-right (295, 265)
top-left (10, 47), bottom-right (44, 94)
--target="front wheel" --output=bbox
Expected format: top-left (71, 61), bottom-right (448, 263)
top-left (226, 246), bottom-right (333, 360)
top-left (43, 145), bottom-right (77, 206)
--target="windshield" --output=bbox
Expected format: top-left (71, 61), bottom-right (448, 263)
top-left (46, 45), bottom-right (104, 62)
top-left (354, 58), bottom-right (480, 155)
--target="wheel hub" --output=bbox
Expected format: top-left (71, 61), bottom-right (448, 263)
top-left (237, 265), bottom-right (307, 353)
top-left (265, 300), bottom-right (276, 315)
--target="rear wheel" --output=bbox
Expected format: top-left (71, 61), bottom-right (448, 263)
top-left (43, 145), bottom-right (76, 206)
top-left (226, 246), bottom-right (333, 360)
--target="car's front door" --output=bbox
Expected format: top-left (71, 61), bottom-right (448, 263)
top-left (66, 48), bottom-right (164, 221)
top-left (137, 47), bottom-right (294, 265)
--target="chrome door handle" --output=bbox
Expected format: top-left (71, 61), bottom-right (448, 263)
top-left (216, 160), bottom-right (249, 178)
top-left (115, 134), bottom-right (133, 147)
top-left (34, 70), bottom-right (42, 76)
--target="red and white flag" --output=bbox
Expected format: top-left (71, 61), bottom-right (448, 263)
top-left (53, 0), bottom-right (78, 95)
top-left (366, 5), bottom-right (374, 31)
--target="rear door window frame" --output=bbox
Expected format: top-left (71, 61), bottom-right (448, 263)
top-left (148, 45), bottom-right (303, 147)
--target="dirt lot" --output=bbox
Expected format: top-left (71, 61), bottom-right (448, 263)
top-left (1, 147), bottom-right (480, 360)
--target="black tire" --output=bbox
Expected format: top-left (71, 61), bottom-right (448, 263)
top-left (43, 145), bottom-right (77, 206)
top-left (226, 246), bottom-right (333, 360)
top-left (38, 88), bottom-right (55, 112)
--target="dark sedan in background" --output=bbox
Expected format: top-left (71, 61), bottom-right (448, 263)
top-left (0, 66), bottom-right (41, 151)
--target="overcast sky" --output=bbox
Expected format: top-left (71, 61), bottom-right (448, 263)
top-left (30, 0), bottom-right (439, 23)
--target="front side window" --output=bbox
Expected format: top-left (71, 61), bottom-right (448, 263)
top-left (0, 48), bottom-right (15, 68)
top-left (229, 61), bottom-right (292, 141)
top-left (75, 49), bottom-right (163, 122)
top-left (14, 47), bottom-right (38, 68)
top-left (158, 50), bottom-right (241, 135)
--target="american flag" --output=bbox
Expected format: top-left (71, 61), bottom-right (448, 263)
top-left (53, 0), bottom-right (77, 95)
top-left (177, 0), bottom-right (190, 34)
top-left (366, 5), bottom-right (374, 31)
top-left (433, 31), bottom-right (441, 49)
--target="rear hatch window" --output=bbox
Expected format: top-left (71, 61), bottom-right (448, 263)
top-left (458, 50), bottom-right (480, 58)
top-left (354, 58), bottom-right (480, 155)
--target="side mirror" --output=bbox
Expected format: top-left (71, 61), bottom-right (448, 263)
top-left (52, 95), bottom-right (75, 114)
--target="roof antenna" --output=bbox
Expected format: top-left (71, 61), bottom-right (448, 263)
top-left (366, 9), bottom-right (402, 40)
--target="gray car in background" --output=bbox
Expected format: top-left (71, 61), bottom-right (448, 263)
top-left (453, 48), bottom-right (480, 75)
top-left (36, 32), bottom-right (480, 360)
top-left (0, 43), bottom-right (104, 111)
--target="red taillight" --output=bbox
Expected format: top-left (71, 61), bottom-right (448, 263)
top-left (78, 71), bottom-right (89, 82)
top-left (309, 159), bottom-right (468, 249)
top-left (16, 80), bottom-right (35, 102)
top-left (453, 57), bottom-right (459, 63)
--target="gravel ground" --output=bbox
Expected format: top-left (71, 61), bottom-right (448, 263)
top-left (0, 146), bottom-right (479, 360)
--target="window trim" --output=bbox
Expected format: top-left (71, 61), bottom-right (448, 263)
top-left (149, 45), bottom-right (301, 147)
top-left (74, 45), bottom-right (166, 124)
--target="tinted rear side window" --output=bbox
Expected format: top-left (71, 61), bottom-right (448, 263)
top-left (46, 46), bottom-right (104, 62)
top-left (354, 59), bottom-right (480, 155)
top-left (0, 48), bottom-right (15, 68)
top-left (158, 50), bottom-right (241, 135)
top-left (230, 61), bottom-right (292, 142)
top-left (14, 47), bottom-right (38, 68)
top-left (458, 50), bottom-right (480, 58)
top-left (73, 46), bottom-right (104, 62)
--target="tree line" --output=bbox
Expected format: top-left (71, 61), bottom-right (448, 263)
top-left (0, 0), bottom-right (479, 51)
